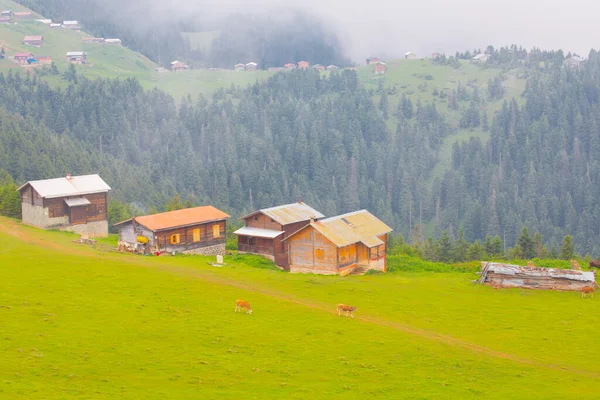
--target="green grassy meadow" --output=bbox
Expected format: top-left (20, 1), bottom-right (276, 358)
top-left (1, 217), bottom-right (599, 399)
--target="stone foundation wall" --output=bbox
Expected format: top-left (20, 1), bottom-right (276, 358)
top-left (183, 243), bottom-right (226, 256)
top-left (21, 203), bottom-right (68, 228)
top-left (62, 220), bottom-right (109, 238)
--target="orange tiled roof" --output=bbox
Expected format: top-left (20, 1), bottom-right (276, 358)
top-left (118, 206), bottom-right (230, 232)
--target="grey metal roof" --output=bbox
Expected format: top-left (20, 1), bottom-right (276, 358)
top-left (18, 174), bottom-right (111, 198)
top-left (481, 262), bottom-right (596, 282)
top-left (64, 197), bottom-right (91, 207)
top-left (233, 226), bottom-right (284, 239)
top-left (240, 202), bottom-right (324, 225)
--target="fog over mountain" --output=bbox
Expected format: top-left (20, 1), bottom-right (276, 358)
top-left (149, 0), bottom-right (598, 61)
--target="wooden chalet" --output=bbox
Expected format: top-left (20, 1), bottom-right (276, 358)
top-left (13, 11), bottom-right (32, 19)
top-left (62, 20), bottom-right (81, 31)
top-left (83, 37), bottom-right (105, 44)
top-left (374, 61), bottom-right (387, 75)
top-left (298, 61), bottom-right (310, 70)
top-left (170, 60), bottom-right (189, 72)
top-left (18, 174), bottom-right (111, 237)
top-left (312, 64), bottom-right (325, 72)
top-left (0, 16), bottom-right (10, 23)
top-left (284, 63), bottom-right (296, 70)
top-left (234, 63), bottom-right (246, 71)
top-left (24, 35), bottom-right (44, 47)
top-left (13, 52), bottom-right (33, 65)
top-left (104, 38), bottom-right (122, 45)
top-left (114, 206), bottom-right (230, 255)
top-left (366, 57), bottom-right (380, 65)
top-left (35, 55), bottom-right (52, 65)
top-left (326, 65), bottom-right (339, 71)
top-left (66, 51), bottom-right (87, 64)
top-left (234, 201), bottom-right (324, 269)
top-left (404, 52), bottom-right (417, 60)
top-left (283, 210), bottom-right (393, 276)
top-left (245, 62), bottom-right (257, 71)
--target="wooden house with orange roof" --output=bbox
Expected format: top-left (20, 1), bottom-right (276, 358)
top-left (283, 210), bottom-right (392, 276)
top-left (114, 206), bottom-right (230, 255)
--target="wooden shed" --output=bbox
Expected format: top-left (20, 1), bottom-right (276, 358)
top-left (478, 262), bottom-right (596, 291)
top-left (18, 174), bottom-right (111, 237)
top-left (114, 206), bottom-right (229, 255)
top-left (234, 201), bottom-right (324, 270)
top-left (284, 210), bottom-right (393, 276)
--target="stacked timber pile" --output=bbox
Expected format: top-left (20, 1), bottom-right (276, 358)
top-left (478, 262), bottom-right (596, 291)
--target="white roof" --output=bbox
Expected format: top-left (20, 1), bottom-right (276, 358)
top-left (18, 174), bottom-right (111, 198)
top-left (64, 197), bottom-right (91, 207)
top-left (37, 19), bottom-right (52, 24)
top-left (405, 52), bottom-right (414, 55)
top-left (63, 20), bottom-right (78, 25)
top-left (234, 226), bottom-right (284, 239)
top-left (473, 54), bottom-right (487, 60)
top-left (66, 51), bottom-right (86, 56)
top-left (105, 38), bottom-right (121, 42)
top-left (246, 62), bottom-right (257, 66)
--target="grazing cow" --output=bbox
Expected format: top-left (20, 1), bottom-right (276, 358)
top-left (570, 260), bottom-right (581, 270)
top-left (526, 261), bottom-right (535, 268)
top-left (235, 300), bottom-right (252, 314)
top-left (589, 259), bottom-right (600, 269)
top-left (581, 286), bottom-right (595, 298)
top-left (337, 304), bottom-right (356, 318)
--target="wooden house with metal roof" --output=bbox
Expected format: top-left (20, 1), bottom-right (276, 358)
top-left (234, 200), bottom-right (324, 270)
top-left (18, 174), bottom-right (111, 237)
top-left (114, 206), bottom-right (230, 255)
top-left (283, 210), bottom-right (393, 276)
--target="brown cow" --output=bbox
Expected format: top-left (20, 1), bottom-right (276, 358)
top-left (526, 261), bottom-right (535, 268)
top-left (581, 286), bottom-right (595, 298)
top-left (589, 260), bottom-right (600, 269)
top-left (570, 260), bottom-right (581, 270)
top-left (337, 304), bottom-right (356, 318)
top-left (235, 300), bottom-right (252, 314)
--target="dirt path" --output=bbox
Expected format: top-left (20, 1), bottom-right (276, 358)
top-left (3, 218), bottom-right (599, 379)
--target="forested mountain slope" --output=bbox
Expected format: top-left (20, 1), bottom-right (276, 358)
top-left (2, 47), bottom-right (600, 254)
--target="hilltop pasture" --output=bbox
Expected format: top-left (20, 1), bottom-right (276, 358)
top-left (1, 217), bottom-right (598, 399)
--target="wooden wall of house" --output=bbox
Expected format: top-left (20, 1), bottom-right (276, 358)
top-left (368, 234), bottom-right (388, 272)
top-left (288, 227), bottom-right (338, 274)
top-left (118, 221), bottom-right (155, 247)
top-left (155, 220), bottom-right (226, 251)
top-left (45, 197), bottom-right (67, 218)
top-left (245, 213), bottom-right (283, 231)
top-left (86, 193), bottom-right (108, 222)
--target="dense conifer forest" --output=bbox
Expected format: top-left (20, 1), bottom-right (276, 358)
top-left (2, 46), bottom-right (600, 255)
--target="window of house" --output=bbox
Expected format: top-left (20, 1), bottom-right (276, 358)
top-left (213, 224), bottom-right (220, 238)
top-left (271, 219), bottom-right (275, 223)
top-left (170, 234), bottom-right (180, 245)
top-left (315, 248), bottom-right (324, 260)
top-left (249, 237), bottom-right (256, 246)
top-left (254, 216), bottom-right (258, 221)
top-left (193, 229), bottom-right (200, 243)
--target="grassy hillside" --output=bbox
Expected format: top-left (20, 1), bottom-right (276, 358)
top-left (1, 217), bottom-right (599, 399)
top-left (0, 0), bottom-right (268, 99)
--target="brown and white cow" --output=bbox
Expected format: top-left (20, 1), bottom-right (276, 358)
top-left (581, 286), bottom-right (595, 298)
top-left (235, 300), bottom-right (252, 314)
top-left (337, 304), bottom-right (356, 318)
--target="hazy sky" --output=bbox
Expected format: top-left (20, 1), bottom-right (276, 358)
top-left (138, 0), bottom-right (598, 61)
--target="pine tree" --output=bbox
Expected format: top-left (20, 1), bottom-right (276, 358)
top-left (560, 235), bottom-right (575, 260)
top-left (516, 227), bottom-right (534, 259)
top-left (438, 231), bottom-right (454, 263)
top-left (467, 241), bottom-right (484, 261)
top-left (165, 193), bottom-right (184, 211)
top-left (452, 227), bottom-right (469, 262)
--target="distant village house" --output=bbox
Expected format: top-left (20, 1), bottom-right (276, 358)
top-left (404, 52), bottom-right (417, 60)
top-left (374, 61), bottom-right (387, 75)
top-left (312, 64), bottom-right (325, 72)
top-left (0, 16), bottom-right (10, 23)
top-left (36, 19), bottom-right (52, 24)
top-left (114, 206), bottom-right (230, 255)
top-left (50, 23), bottom-right (61, 28)
top-left (18, 174), bottom-right (111, 237)
top-left (564, 56), bottom-right (584, 69)
top-left (13, 52), bottom-right (34, 65)
top-left (66, 51), bottom-right (87, 64)
top-left (245, 62), bottom-right (257, 71)
top-left (234, 201), bottom-right (324, 270)
top-left (472, 53), bottom-right (489, 63)
top-left (284, 210), bottom-right (393, 276)
top-left (83, 37), bottom-right (105, 44)
top-left (431, 52), bottom-right (441, 60)
top-left (298, 61), bottom-right (310, 70)
top-left (366, 57), bottom-right (380, 65)
top-left (62, 20), bottom-right (81, 31)
top-left (234, 63), bottom-right (245, 71)
top-left (1, 10), bottom-right (11, 17)
top-left (35, 55), bottom-right (52, 65)
top-left (104, 38), bottom-right (122, 45)
top-left (23, 35), bottom-right (43, 47)
top-left (170, 60), bottom-right (189, 72)
top-left (326, 65), bottom-right (339, 71)
top-left (284, 63), bottom-right (296, 70)
top-left (13, 11), bottom-right (32, 19)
